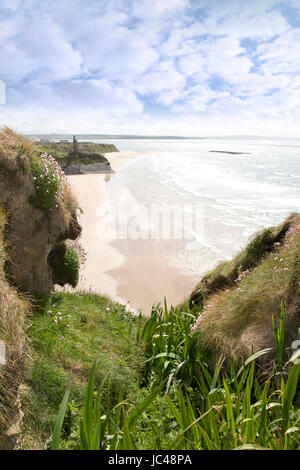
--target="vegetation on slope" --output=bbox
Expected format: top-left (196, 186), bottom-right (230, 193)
top-left (0, 127), bottom-right (78, 215)
top-left (52, 301), bottom-right (300, 450)
top-left (0, 206), bottom-right (30, 448)
top-left (20, 292), bottom-right (145, 449)
top-left (190, 213), bottom-right (300, 365)
top-left (36, 142), bottom-right (118, 169)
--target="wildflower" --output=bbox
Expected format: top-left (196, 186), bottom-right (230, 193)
top-left (284, 267), bottom-right (289, 272)
top-left (274, 257), bottom-right (278, 261)
top-left (280, 258), bottom-right (283, 262)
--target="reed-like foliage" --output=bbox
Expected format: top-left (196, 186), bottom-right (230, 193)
top-left (52, 302), bottom-right (300, 450)
top-left (142, 299), bottom-right (203, 391)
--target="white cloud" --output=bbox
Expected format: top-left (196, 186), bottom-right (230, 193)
top-left (135, 62), bottom-right (186, 95)
top-left (7, 78), bottom-right (143, 116)
top-left (0, 0), bottom-right (300, 136)
top-left (74, 17), bottom-right (158, 80)
top-left (257, 28), bottom-right (300, 74)
top-left (202, 0), bottom-right (288, 39)
top-left (0, 16), bottom-right (83, 84)
top-left (132, 0), bottom-right (190, 19)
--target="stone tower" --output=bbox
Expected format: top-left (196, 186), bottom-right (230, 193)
top-left (73, 135), bottom-right (78, 153)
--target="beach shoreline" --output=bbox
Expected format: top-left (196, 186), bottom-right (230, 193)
top-left (65, 149), bottom-right (199, 315)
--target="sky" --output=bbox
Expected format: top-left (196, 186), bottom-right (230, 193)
top-left (0, 0), bottom-right (300, 136)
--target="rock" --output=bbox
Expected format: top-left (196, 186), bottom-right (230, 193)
top-left (0, 340), bottom-right (6, 366)
top-left (63, 161), bottom-right (112, 175)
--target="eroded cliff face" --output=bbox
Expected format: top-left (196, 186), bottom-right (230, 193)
top-left (0, 127), bottom-right (83, 448)
top-left (0, 127), bottom-right (81, 295)
top-left (0, 206), bottom-right (29, 449)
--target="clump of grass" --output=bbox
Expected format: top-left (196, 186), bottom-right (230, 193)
top-left (51, 240), bottom-right (87, 289)
top-left (141, 299), bottom-right (204, 391)
top-left (190, 214), bottom-right (296, 309)
top-left (189, 214), bottom-right (300, 365)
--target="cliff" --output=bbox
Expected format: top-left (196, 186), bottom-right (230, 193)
top-left (0, 127), bottom-right (82, 447)
top-left (0, 128), bottom-right (82, 295)
top-left (36, 141), bottom-right (117, 174)
top-left (190, 213), bottom-right (300, 368)
top-left (0, 206), bottom-right (29, 448)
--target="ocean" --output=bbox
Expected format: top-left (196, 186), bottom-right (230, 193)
top-left (97, 137), bottom-right (300, 278)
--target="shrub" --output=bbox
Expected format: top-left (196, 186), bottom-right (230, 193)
top-left (52, 247), bottom-right (80, 288)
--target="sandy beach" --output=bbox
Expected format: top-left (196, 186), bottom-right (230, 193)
top-left (67, 150), bottom-right (199, 315)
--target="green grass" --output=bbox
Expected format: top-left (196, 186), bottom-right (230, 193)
top-left (141, 299), bottom-right (205, 391)
top-left (20, 291), bottom-right (145, 449)
top-left (52, 301), bottom-right (300, 450)
top-left (190, 214), bottom-right (296, 309)
top-left (189, 214), bottom-right (300, 363)
top-left (36, 142), bottom-right (118, 167)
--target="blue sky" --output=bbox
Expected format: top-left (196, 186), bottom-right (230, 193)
top-left (0, 0), bottom-right (300, 136)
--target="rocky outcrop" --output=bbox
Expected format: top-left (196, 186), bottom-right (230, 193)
top-left (63, 159), bottom-right (112, 175)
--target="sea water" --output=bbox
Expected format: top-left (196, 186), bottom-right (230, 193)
top-left (81, 136), bottom-right (300, 278)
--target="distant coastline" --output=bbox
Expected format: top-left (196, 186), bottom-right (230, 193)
top-left (209, 150), bottom-right (251, 155)
top-left (24, 133), bottom-right (300, 141)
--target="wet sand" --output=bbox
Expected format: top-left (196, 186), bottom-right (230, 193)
top-left (66, 150), bottom-right (198, 315)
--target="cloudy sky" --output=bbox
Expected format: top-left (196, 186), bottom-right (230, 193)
top-left (0, 0), bottom-right (300, 136)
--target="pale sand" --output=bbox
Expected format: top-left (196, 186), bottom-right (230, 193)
top-left (104, 150), bottom-right (152, 171)
top-left (66, 150), bottom-right (199, 315)
top-left (106, 239), bottom-right (199, 315)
